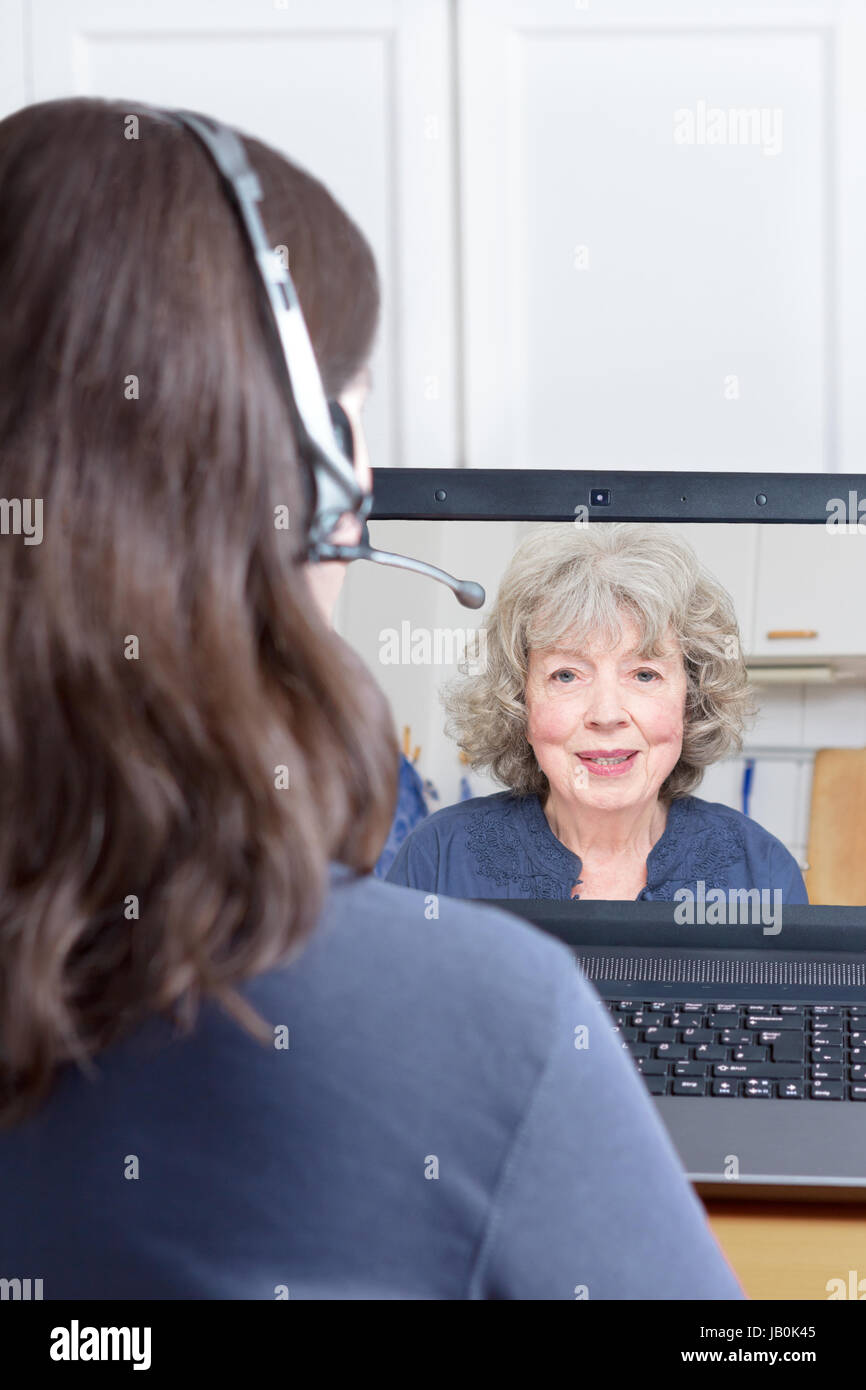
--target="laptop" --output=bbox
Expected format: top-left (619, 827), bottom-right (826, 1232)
top-left (365, 464), bottom-right (866, 1200)
top-left (486, 899), bottom-right (866, 1201)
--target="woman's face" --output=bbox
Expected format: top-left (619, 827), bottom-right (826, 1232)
top-left (305, 365), bottom-right (373, 623)
top-left (524, 611), bottom-right (688, 811)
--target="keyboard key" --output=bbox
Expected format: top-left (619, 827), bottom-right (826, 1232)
top-left (645, 1077), bottom-right (668, 1095)
top-left (768, 1035), bottom-right (805, 1063)
top-left (745, 1080), bottom-right (774, 1098)
top-left (644, 1027), bottom-right (677, 1042)
top-left (780, 1081), bottom-right (805, 1098)
top-left (812, 1031), bottom-right (843, 1045)
top-left (673, 1061), bottom-right (708, 1076)
top-left (733, 1046), bottom-right (768, 1062)
top-left (712, 1080), bottom-right (740, 1097)
top-left (721, 1030), bottom-right (754, 1047)
top-left (811, 1047), bottom-right (843, 1063)
top-left (812, 1065), bottom-right (844, 1080)
top-left (850, 1086), bottom-right (866, 1101)
top-left (694, 1044), bottom-right (727, 1060)
top-left (713, 1062), bottom-right (802, 1078)
top-left (810, 1082), bottom-right (844, 1099)
top-left (746, 1014), bottom-right (800, 1029)
top-left (641, 1059), bottom-right (670, 1075)
top-left (630, 1044), bottom-right (651, 1059)
top-left (673, 1078), bottom-right (707, 1095)
top-left (654, 1044), bottom-right (689, 1060)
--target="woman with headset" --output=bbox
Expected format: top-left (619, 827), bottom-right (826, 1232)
top-left (0, 97), bottom-right (742, 1301)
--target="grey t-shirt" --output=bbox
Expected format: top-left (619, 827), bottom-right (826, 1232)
top-left (0, 866), bottom-right (744, 1299)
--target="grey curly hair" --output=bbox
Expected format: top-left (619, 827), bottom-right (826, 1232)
top-left (443, 522), bottom-right (755, 801)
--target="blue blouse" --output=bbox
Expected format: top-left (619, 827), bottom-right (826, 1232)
top-left (374, 754), bottom-right (431, 879)
top-left (385, 790), bottom-right (809, 904)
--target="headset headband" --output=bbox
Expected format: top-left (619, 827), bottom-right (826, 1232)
top-left (164, 107), bottom-right (371, 557)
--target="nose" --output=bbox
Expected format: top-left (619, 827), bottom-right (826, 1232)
top-left (583, 671), bottom-right (630, 729)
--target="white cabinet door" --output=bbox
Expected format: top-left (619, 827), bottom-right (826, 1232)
top-left (752, 526), bottom-right (866, 658)
top-left (21, 0), bottom-right (457, 472)
top-left (458, 0), bottom-right (866, 474)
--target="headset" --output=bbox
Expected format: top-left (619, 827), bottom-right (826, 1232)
top-left (163, 107), bottom-right (484, 609)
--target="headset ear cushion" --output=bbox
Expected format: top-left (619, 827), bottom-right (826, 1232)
top-left (327, 398), bottom-right (355, 463)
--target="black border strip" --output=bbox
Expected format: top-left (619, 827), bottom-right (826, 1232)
top-left (473, 900), bottom-right (866, 946)
top-left (370, 468), bottom-right (866, 523)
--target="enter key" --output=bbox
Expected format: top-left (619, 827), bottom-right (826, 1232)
top-left (760, 1030), bottom-right (805, 1063)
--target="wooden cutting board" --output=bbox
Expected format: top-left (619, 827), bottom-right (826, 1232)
top-left (805, 748), bottom-right (866, 905)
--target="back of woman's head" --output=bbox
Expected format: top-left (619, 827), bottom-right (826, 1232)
top-left (0, 97), bottom-right (398, 1126)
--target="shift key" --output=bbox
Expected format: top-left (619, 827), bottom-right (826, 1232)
top-left (713, 1061), bottom-right (802, 1078)
top-left (759, 1030), bottom-right (805, 1063)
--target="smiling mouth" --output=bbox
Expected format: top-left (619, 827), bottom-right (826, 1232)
top-left (582, 755), bottom-right (631, 766)
top-left (576, 751), bottom-right (639, 775)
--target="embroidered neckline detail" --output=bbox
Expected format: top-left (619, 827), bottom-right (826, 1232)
top-left (463, 793), bottom-right (747, 899)
top-left (462, 795), bottom-right (569, 897)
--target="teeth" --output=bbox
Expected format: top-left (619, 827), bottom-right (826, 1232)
top-left (587, 755), bottom-right (631, 765)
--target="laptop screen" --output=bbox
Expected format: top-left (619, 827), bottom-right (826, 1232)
top-left (336, 515), bottom-right (865, 911)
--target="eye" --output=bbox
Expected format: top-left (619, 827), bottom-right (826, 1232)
top-left (635, 669), bottom-right (661, 682)
top-left (552, 669), bottom-right (577, 684)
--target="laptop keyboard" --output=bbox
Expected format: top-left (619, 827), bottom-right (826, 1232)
top-left (605, 1000), bottom-right (866, 1099)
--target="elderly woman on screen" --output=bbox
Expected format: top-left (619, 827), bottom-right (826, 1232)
top-left (386, 523), bottom-right (808, 904)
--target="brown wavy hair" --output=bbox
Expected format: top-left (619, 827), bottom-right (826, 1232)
top-left (0, 97), bottom-right (398, 1127)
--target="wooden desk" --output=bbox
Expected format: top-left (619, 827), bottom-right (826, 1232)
top-left (705, 1200), bottom-right (866, 1299)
